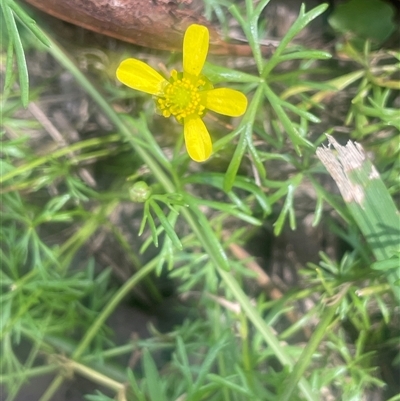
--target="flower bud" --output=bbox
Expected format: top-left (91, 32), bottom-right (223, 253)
top-left (129, 181), bottom-right (151, 202)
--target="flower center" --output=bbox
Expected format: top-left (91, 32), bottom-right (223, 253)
top-left (157, 70), bottom-right (206, 122)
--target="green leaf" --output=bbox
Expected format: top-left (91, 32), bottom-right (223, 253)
top-left (193, 198), bottom-right (262, 226)
top-left (150, 200), bottom-right (182, 250)
top-left (273, 179), bottom-right (300, 236)
top-left (184, 172), bottom-right (271, 216)
top-left (155, 222), bottom-right (177, 274)
top-left (387, 393), bottom-right (400, 401)
top-left (8, 0), bottom-right (50, 47)
top-left (182, 194), bottom-right (231, 271)
top-left (328, 0), bottom-right (396, 46)
top-left (264, 84), bottom-right (314, 153)
top-left (371, 255), bottom-right (400, 272)
top-left (4, 40), bottom-right (15, 94)
top-left (223, 84), bottom-right (264, 191)
top-left (280, 304), bottom-right (338, 401)
top-left (84, 391), bottom-right (115, 401)
top-left (140, 202), bottom-right (158, 247)
top-left (175, 336), bottom-right (193, 390)
top-left (278, 50), bottom-right (332, 62)
top-left (262, 3), bottom-right (329, 78)
top-left (279, 98), bottom-right (321, 123)
top-left (127, 370), bottom-right (147, 401)
top-left (224, 126), bottom-right (249, 192)
top-left (143, 349), bottom-right (168, 401)
top-left (2, 3), bottom-right (29, 107)
top-left (203, 62), bottom-right (262, 84)
top-left (207, 373), bottom-right (253, 395)
top-left (190, 338), bottom-right (227, 397)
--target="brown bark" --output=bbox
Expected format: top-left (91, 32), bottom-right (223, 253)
top-left (23, 0), bottom-right (260, 55)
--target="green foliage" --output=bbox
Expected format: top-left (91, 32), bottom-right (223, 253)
top-left (328, 0), bottom-right (396, 48)
top-left (1, 0), bottom-right (399, 400)
top-left (1, 0), bottom-right (50, 106)
top-left (85, 392), bottom-right (115, 401)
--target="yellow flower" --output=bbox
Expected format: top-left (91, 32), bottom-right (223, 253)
top-left (116, 24), bottom-right (248, 162)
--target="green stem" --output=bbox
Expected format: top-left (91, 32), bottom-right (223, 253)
top-left (67, 359), bottom-right (125, 393)
top-left (213, 305), bottom-right (230, 401)
top-left (180, 196), bottom-right (318, 401)
top-left (280, 304), bottom-right (338, 401)
top-left (218, 269), bottom-right (293, 366)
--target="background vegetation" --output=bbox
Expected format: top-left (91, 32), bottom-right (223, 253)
top-left (1, 0), bottom-right (399, 400)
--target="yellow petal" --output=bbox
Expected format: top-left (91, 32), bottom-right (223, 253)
top-left (116, 58), bottom-right (166, 95)
top-left (204, 88), bottom-right (248, 117)
top-left (184, 116), bottom-right (212, 162)
top-left (183, 24), bottom-right (209, 77)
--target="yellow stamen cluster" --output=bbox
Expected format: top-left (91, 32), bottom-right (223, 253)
top-left (157, 71), bottom-right (206, 122)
